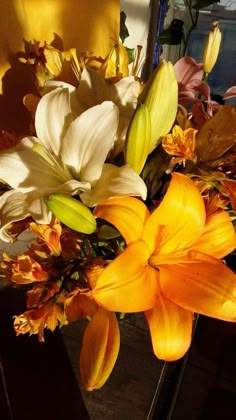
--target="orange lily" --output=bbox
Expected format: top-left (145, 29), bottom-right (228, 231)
top-left (93, 173), bottom-right (236, 361)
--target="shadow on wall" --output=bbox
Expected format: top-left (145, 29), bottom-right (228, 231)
top-left (0, 0), bottom-right (120, 135)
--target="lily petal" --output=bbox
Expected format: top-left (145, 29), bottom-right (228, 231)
top-left (0, 137), bottom-right (71, 191)
top-left (80, 163), bottom-right (147, 207)
top-left (61, 102), bottom-right (119, 183)
top-left (0, 190), bottom-right (29, 242)
top-left (35, 87), bottom-right (73, 156)
top-left (142, 173), bottom-right (205, 255)
top-left (80, 308), bottom-right (120, 390)
top-left (192, 210), bottom-right (236, 259)
top-left (160, 251), bottom-right (236, 321)
top-left (94, 196), bottom-right (150, 244)
top-left (145, 295), bottom-right (193, 361)
top-left (93, 241), bottom-right (159, 312)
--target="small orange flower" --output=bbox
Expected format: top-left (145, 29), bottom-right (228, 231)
top-left (162, 125), bottom-right (197, 164)
top-left (1, 253), bottom-right (48, 284)
top-left (29, 217), bottom-right (62, 256)
top-left (13, 301), bottom-right (66, 342)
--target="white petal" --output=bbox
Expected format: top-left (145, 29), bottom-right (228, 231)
top-left (112, 76), bottom-right (140, 108)
top-left (35, 87), bottom-right (74, 156)
top-left (76, 67), bottom-right (111, 112)
top-left (80, 163), bottom-right (147, 207)
top-left (43, 81), bottom-right (81, 118)
top-left (61, 102), bottom-right (119, 183)
top-left (0, 190), bottom-right (29, 242)
top-left (0, 138), bottom-right (70, 191)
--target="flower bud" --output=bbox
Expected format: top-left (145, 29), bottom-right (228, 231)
top-left (140, 61), bottom-right (178, 152)
top-left (125, 104), bottom-right (151, 174)
top-left (80, 308), bottom-right (120, 390)
top-left (45, 194), bottom-right (96, 234)
top-left (203, 21), bottom-right (222, 74)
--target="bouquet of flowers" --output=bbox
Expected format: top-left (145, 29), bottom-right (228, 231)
top-left (0, 2), bottom-right (236, 391)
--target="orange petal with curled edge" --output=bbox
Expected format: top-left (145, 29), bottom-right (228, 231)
top-left (95, 196), bottom-right (150, 244)
top-left (160, 251), bottom-right (236, 322)
top-left (93, 241), bottom-right (159, 312)
top-left (80, 308), bottom-right (120, 390)
top-left (145, 295), bottom-right (193, 361)
top-left (142, 173), bottom-right (205, 255)
top-left (192, 210), bottom-right (236, 259)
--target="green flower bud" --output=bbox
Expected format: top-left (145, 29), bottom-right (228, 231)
top-left (45, 194), bottom-right (96, 234)
top-left (125, 103), bottom-right (151, 175)
top-left (140, 60), bottom-right (178, 153)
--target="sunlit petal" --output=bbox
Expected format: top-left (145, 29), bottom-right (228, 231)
top-left (61, 102), bottom-right (119, 182)
top-left (0, 139), bottom-right (73, 191)
top-left (192, 210), bottom-right (236, 259)
top-left (95, 196), bottom-right (150, 244)
top-left (80, 308), bottom-right (120, 390)
top-left (35, 87), bottom-right (73, 156)
top-left (145, 295), bottom-right (193, 361)
top-left (142, 173), bottom-right (205, 254)
top-left (160, 251), bottom-right (236, 321)
top-left (93, 241), bottom-right (159, 312)
top-left (81, 163), bottom-right (147, 207)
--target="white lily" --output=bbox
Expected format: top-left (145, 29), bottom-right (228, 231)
top-left (44, 66), bottom-right (140, 155)
top-left (0, 87), bottom-right (147, 242)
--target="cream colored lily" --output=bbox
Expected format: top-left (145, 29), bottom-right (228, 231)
top-left (0, 87), bottom-right (147, 242)
top-left (44, 65), bottom-right (140, 156)
top-left (93, 173), bottom-right (236, 361)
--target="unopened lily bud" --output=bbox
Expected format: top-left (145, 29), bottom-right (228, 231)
top-left (140, 61), bottom-right (178, 152)
top-left (125, 104), bottom-right (151, 174)
top-left (80, 308), bottom-right (120, 390)
top-left (203, 21), bottom-right (222, 74)
top-left (45, 194), bottom-right (96, 234)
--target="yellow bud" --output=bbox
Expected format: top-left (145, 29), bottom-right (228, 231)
top-left (80, 308), bottom-right (120, 390)
top-left (140, 61), bottom-right (178, 152)
top-left (45, 194), bottom-right (96, 234)
top-left (203, 21), bottom-right (222, 74)
top-left (125, 104), bottom-right (151, 174)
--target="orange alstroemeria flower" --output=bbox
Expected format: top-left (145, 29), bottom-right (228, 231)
top-left (29, 217), bottom-right (62, 257)
top-left (162, 125), bottom-right (197, 164)
top-left (93, 173), bottom-right (236, 361)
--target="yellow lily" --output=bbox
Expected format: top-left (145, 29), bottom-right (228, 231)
top-left (93, 173), bottom-right (236, 361)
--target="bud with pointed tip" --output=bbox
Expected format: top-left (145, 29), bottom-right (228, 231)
top-left (140, 60), bottom-right (178, 152)
top-left (80, 308), bottom-right (120, 390)
top-left (203, 21), bottom-right (222, 75)
top-left (125, 103), bottom-right (151, 174)
top-left (45, 194), bottom-right (96, 234)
